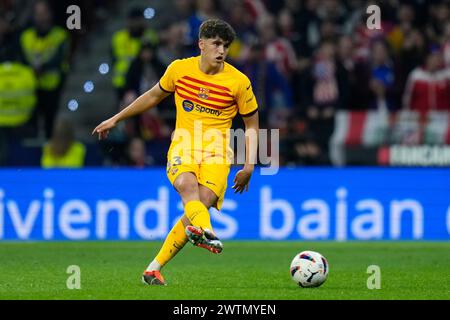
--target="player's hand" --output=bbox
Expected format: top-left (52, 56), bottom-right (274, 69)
top-left (92, 118), bottom-right (117, 140)
top-left (232, 167), bottom-right (253, 194)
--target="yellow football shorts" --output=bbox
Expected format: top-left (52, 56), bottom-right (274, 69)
top-left (166, 149), bottom-right (231, 210)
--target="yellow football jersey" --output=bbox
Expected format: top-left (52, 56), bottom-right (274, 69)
top-left (159, 56), bottom-right (258, 160)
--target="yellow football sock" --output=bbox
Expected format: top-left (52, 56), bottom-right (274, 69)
top-left (184, 200), bottom-right (213, 231)
top-left (155, 219), bottom-right (188, 267)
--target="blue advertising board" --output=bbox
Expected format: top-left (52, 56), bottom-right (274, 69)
top-left (0, 168), bottom-right (449, 240)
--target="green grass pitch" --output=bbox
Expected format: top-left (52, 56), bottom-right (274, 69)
top-left (0, 241), bottom-right (449, 300)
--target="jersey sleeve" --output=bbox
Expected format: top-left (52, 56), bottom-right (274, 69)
top-left (236, 76), bottom-right (258, 116)
top-left (159, 60), bottom-right (179, 93)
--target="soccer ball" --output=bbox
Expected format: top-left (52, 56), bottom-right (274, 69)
top-left (290, 250), bottom-right (329, 288)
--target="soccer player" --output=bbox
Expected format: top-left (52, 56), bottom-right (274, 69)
top-left (92, 19), bottom-right (259, 285)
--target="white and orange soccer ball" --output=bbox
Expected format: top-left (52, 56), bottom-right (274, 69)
top-left (290, 250), bottom-right (329, 288)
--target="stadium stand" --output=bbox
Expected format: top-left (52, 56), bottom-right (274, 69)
top-left (0, 0), bottom-right (449, 167)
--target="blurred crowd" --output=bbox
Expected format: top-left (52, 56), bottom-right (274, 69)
top-left (0, 0), bottom-right (450, 168)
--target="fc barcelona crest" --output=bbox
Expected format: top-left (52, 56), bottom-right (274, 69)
top-left (198, 87), bottom-right (210, 100)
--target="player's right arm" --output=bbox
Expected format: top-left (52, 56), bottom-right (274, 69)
top-left (92, 83), bottom-right (171, 140)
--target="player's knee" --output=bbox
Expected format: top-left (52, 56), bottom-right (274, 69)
top-left (174, 174), bottom-right (199, 197)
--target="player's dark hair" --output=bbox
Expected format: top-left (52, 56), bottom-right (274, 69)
top-left (198, 19), bottom-right (236, 46)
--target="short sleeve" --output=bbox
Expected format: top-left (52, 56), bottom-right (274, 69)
top-left (237, 77), bottom-right (258, 116)
top-left (159, 60), bottom-right (179, 93)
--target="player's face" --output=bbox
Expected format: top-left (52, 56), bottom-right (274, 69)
top-left (199, 37), bottom-right (230, 68)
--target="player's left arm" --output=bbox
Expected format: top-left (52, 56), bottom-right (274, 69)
top-left (232, 110), bottom-right (259, 193)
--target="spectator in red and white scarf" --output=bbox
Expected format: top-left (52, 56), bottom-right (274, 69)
top-left (302, 41), bottom-right (348, 120)
top-left (402, 47), bottom-right (450, 116)
top-left (256, 13), bottom-right (298, 79)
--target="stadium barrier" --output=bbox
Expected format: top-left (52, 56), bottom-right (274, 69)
top-left (0, 168), bottom-right (449, 240)
top-left (330, 110), bottom-right (450, 166)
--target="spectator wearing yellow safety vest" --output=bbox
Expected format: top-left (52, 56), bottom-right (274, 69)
top-left (19, 0), bottom-right (70, 139)
top-left (111, 7), bottom-right (158, 101)
top-left (41, 117), bottom-right (86, 168)
top-left (0, 12), bottom-right (37, 165)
